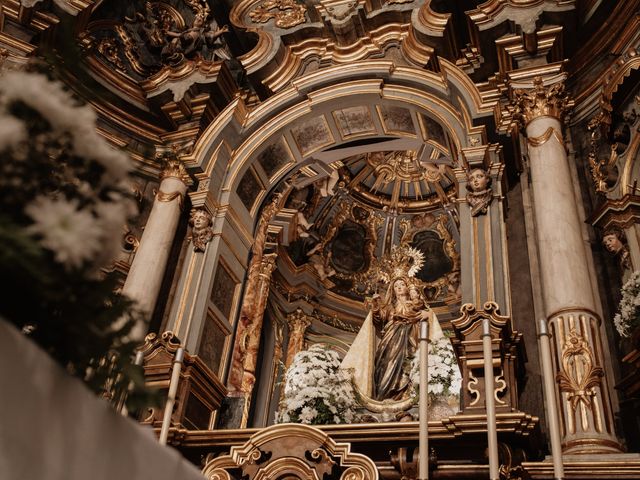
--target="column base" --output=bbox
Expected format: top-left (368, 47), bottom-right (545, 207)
top-left (562, 437), bottom-right (625, 455)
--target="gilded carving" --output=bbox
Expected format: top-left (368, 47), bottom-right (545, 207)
top-left (96, 38), bottom-right (126, 71)
top-left (511, 76), bottom-right (572, 126)
top-left (160, 158), bottom-right (190, 183)
top-left (465, 168), bottom-right (493, 217)
top-left (104, 0), bottom-right (230, 76)
top-left (285, 308), bottom-right (312, 368)
top-left (526, 126), bottom-right (563, 147)
top-left (189, 208), bottom-right (214, 252)
top-left (202, 424), bottom-right (378, 480)
top-left (312, 201), bottom-right (383, 290)
top-left (587, 113), bottom-right (617, 194)
top-left (249, 0), bottom-right (307, 29)
top-left (556, 328), bottom-right (604, 412)
top-left (399, 213), bottom-right (460, 300)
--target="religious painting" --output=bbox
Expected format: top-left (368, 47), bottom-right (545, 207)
top-left (329, 220), bottom-right (369, 274)
top-left (198, 312), bottom-right (229, 378)
top-left (410, 230), bottom-right (454, 283)
top-left (257, 137), bottom-right (294, 179)
top-left (290, 115), bottom-right (334, 156)
top-left (377, 105), bottom-right (416, 136)
top-left (420, 114), bottom-right (447, 148)
top-left (210, 262), bottom-right (237, 320)
top-left (236, 167), bottom-right (264, 212)
top-left (332, 106), bottom-right (376, 139)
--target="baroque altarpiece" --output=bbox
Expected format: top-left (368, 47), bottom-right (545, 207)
top-left (6, 0), bottom-right (640, 478)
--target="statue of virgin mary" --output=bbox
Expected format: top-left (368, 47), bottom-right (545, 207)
top-left (340, 246), bottom-right (446, 402)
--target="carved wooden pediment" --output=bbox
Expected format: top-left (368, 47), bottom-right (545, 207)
top-left (202, 423), bottom-right (378, 480)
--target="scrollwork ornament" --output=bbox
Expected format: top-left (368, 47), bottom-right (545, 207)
top-left (310, 447), bottom-right (336, 466)
top-left (587, 112), bottom-right (617, 195)
top-left (96, 38), bottom-right (126, 71)
top-left (208, 470), bottom-right (231, 480)
top-left (341, 466), bottom-right (366, 480)
top-left (467, 371), bottom-right (480, 406)
top-left (511, 76), bottom-right (572, 127)
top-left (249, 0), bottom-right (307, 29)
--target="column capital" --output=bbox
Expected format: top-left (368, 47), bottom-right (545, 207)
top-left (286, 308), bottom-right (312, 331)
top-left (159, 158), bottom-right (190, 184)
top-left (510, 76), bottom-right (573, 127)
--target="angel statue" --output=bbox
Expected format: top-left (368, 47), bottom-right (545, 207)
top-left (161, 13), bottom-right (230, 65)
top-left (340, 245), bottom-right (447, 404)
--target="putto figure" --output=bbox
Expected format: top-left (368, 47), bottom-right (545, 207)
top-left (602, 228), bottom-right (631, 271)
top-left (465, 168), bottom-right (493, 216)
top-left (189, 208), bottom-right (214, 252)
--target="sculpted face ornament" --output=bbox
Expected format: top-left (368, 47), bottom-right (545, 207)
top-left (189, 208), bottom-right (214, 252)
top-left (465, 168), bottom-right (493, 217)
top-left (602, 229), bottom-right (631, 270)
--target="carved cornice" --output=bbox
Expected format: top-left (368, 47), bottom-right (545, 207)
top-left (588, 194), bottom-right (640, 231)
top-left (466, 0), bottom-right (575, 34)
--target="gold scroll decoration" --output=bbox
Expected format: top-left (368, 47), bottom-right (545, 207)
top-left (555, 328), bottom-right (604, 412)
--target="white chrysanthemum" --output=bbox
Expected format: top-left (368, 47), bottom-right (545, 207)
top-left (277, 343), bottom-right (355, 424)
top-left (25, 196), bottom-right (103, 269)
top-left (614, 271), bottom-right (640, 337)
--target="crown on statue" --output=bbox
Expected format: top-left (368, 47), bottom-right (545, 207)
top-left (377, 244), bottom-right (425, 283)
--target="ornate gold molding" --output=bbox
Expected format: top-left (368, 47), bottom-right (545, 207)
top-left (511, 76), bottom-right (572, 127)
top-left (202, 423), bottom-right (378, 480)
top-left (249, 0), bottom-right (307, 29)
top-left (526, 126), bottom-right (563, 147)
top-left (556, 328), bottom-right (604, 412)
top-left (157, 190), bottom-right (183, 206)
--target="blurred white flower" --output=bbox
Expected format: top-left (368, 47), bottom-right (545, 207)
top-left (0, 113), bottom-right (26, 151)
top-left (25, 196), bottom-right (103, 269)
top-left (0, 72), bottom-right (131, 181)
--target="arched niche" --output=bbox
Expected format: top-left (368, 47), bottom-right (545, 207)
top-left (166, 60), bottom-right (508, 422)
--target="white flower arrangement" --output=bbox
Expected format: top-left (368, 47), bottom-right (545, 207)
top-left (276, 344), bottom-right (356, 425)
top-left (613, 270), bottom-right (640, 338)
top-left (0, 69), bottom-right (149, 404)
top-left (410, 334), bottom-right (462, 399)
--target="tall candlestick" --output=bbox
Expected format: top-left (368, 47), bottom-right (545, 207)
top-left (418, 319), bottom-right (429, 480)
top-left (483, 318), bottom-right (499, 480)
top-left (538, 319), bottom-right (565, 479)
top-left (159, 347), bottom-right (184, 445)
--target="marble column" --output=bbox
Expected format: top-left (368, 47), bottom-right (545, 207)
top-left (122, 160), bottom-right (188, 340)
top-left (512, 76), bottom-right (622, 454)
top-left (284, 309), bottom-right (312, 369)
